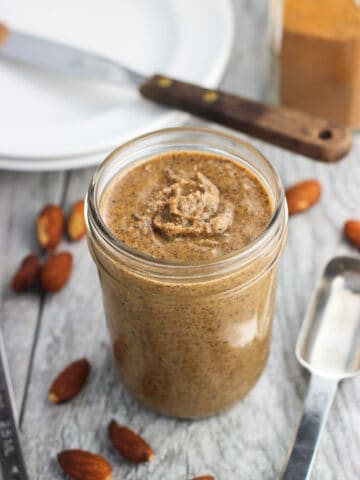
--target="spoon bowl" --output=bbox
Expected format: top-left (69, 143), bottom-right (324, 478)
top-left (281, 256), bottom-right (360, 480)
top-left (296, 256), bottom-right (360, 378)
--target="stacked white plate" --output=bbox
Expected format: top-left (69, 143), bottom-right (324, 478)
top-left (0, 0), bottom-right (234, 171)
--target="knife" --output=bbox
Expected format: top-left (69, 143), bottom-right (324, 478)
top-left (0, 326), bottom-right (29, 480)
top-left (0, 23), bottom-right (352, 162)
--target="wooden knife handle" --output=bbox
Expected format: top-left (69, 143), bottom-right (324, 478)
top-left (140, 74), bottom-right (352, 163)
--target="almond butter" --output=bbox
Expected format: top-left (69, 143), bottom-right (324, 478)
top-left (68, 199), bottom-right (86, 241)
top-left (57, 449), bottom-right (112, 480)
top-left (48, 358), bottom-right (90, 404)
top-left (40, 251), bottom-right (72, 292)
top-left (285, 180), bottom-right (321, 215)
top-left (11, 253), bottom-right (40, 293)
top-left (37, 204), bottom-right (64, 250)
top-left (344, 220), bottom-right (360, 249)
top-left (108, 420), bottom-right (153, 464)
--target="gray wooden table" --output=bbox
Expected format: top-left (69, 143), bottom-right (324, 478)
top-left (1, 1), bottom-right (360, 479)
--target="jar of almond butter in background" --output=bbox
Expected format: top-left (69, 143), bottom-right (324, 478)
top-left (269, 0), bottom-right (360, 128)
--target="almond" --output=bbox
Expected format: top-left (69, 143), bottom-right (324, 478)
top-left (37, 204), bottom-right (65, 250)
top-left (68, 199), bottom-right (86, 241)
top-left (108, 420), bottom-right (153, 464)
top-left (40, 251), bottom-right (72, 292)
top-left (48, 358), bottom-right (90, 404)
top-left (285, 180), bottom-right (321, 215)
top-left (57, 449), bottom-right (112, 480)
top-left (192, 477), bottom-right (215, 480)
top-left (11, 253), bottom-right (40, 293)
top-left (344, 220), bottom-right (360, 248)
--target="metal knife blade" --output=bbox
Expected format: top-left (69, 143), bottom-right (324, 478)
top-left (0, 326), bottom-right (28, 480)
top-left (0, 23), bottom-right (145, 87)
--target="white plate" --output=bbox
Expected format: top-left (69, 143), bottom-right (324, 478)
top-left (0, 0), bottom-right (233, 171)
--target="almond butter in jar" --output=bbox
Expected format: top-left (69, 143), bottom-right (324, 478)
top-left (270, 0), bottom-right (360, 128)
top-left (85, 128), bottom-right (288, 419)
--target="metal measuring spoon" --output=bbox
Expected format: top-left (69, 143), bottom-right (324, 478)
top-left (281, 256), bottom-right (360, 479)
top-left (0, 327), bottom-right (28, 479)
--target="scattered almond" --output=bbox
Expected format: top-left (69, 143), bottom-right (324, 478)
top-left (40, 251), bottom-right (73, 292)
top-left (11, 253), bottom-right (40, 293)
top-left (344, 220), bottom-right (360, 249)
top-left (48, 358), bottom-right (90, 404)
top-left (192, 477), bottom-right (215, 480)
top-left (285, 180), bottom-right (321, 215)
top-left (108, 420), bottom-right (153, 464)
top-left (68, 199), bottom-right (86, 241)
top-left (37, 204), bottom-right (65, 250)
top-left (57, 449), bottom-right (112, 480)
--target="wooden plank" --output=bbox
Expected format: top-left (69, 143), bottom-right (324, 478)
top-left (8, 0), bottom-right (360, 479)
top-left (0, 170), bottom-right (65, 408)
top-left (20, 139), bottom-right (360, 479)
top-left (259, 136), bottom-right (360, 479)
top-left (221, 0), bottom-right (269, 101)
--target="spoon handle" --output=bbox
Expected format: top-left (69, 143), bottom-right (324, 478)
top-left (281, 374), bottom-right (338, 480)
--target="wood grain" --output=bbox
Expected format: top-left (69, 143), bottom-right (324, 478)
top-left (1, 1), bottom-right (360, 479)
top-left (0, 171), bottom-right (65, 408)
top-left (140, 75), bottom-right (352, 163)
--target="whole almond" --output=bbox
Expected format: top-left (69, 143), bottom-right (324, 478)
top-left (37, 204), bottom-right (65, 250)
top-left (11, 253), bottom-right (40, 293)
top-left (57, 449), bottom-right (112, 480)
top-left (344, 220), bottom-right (360, 248)
top-left (108, 420), bottom-right (153, 464)
top-left (48, 358), bottom-right (90, 404)
top-left (285, 180), bottom-right (321, 215)
top-left (68, 199), bottom-right (86, 241)
top-left (192, 477), bottom-right (215, 480)
top-left (40, 251), bottom-right (73, 292)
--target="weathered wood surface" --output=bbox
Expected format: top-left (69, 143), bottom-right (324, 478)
top-left (1, 1), bottom-right (360, 479)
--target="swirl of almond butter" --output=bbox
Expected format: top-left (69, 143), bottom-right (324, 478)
top-left (139, 170), bottom-right (234, 239)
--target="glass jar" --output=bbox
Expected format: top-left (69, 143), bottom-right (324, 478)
top-left (86, 127), bottom-right (288, 419)
top-left (269, 0), bottom-right (360, 128)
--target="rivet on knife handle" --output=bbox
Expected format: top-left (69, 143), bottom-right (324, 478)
top-left (140, 75), bottom-right (352, 162)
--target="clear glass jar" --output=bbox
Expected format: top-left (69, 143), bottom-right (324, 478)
top-left (269, 0), bottom-right (360, 129)
top-left (86, 127), bottom-right (288, 419)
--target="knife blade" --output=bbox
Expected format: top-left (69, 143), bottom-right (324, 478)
top-left (0, 22), bottom-right (352, 163)
top-left (0, 325), bottom-right (29, 480)
top-left (0, 23), bottom-right (145, 87)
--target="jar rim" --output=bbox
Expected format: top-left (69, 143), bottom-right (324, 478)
top-left (86, 127), bottom-right (287, 277)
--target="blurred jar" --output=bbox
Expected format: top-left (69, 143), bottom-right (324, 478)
top-left (269, 0), bottom-right (360, 128)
